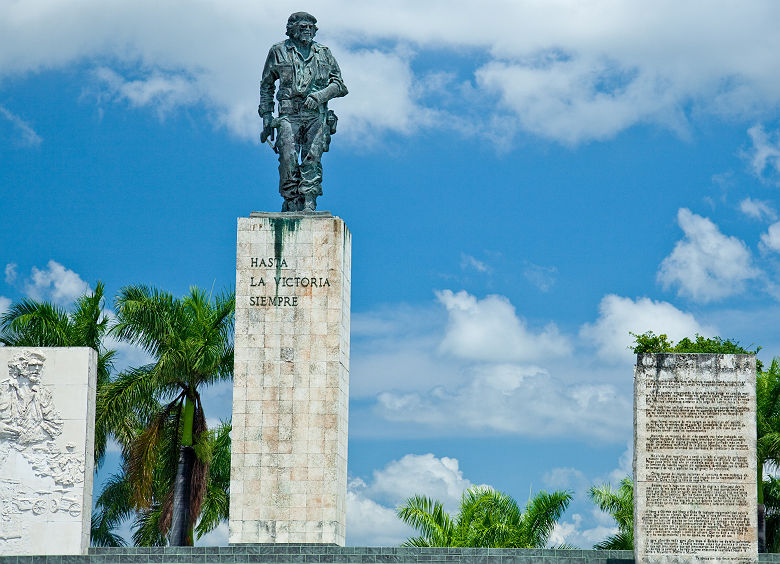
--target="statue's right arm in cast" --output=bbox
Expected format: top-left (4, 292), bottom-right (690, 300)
top-left (259, 48), bottom-right (280, 144)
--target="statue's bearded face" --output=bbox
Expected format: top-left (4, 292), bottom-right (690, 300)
top-left (292, 21), bottom-right (316, 45)
top-left (27, 364), bottom-right (42, 382)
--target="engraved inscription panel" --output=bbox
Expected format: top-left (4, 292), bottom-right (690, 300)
top-left (634, 354), bottom-right (757, 564)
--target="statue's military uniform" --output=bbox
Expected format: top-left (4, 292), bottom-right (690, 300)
top-left (260, 39), bottom-right (348, 211)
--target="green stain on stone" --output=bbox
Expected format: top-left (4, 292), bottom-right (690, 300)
top-left (269, 217), bottom-right (299, 298)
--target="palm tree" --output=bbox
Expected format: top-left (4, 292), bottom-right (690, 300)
top-left (0, 281), bottom-right (115, 466)
top-left (91, 420), bottom-right (232, 546)
top-left (763, 476), bottom-right (780, 553)
top-left (588, 477), bottom-right (633, 550)
top-left (97, 285), bottom-right (234, 546)
top-left (757, 359), bottom-right (780, 552)
top-left (397, 486), bottom-right (572, 548)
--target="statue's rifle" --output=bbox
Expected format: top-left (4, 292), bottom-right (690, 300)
top-left (264, 117), bottom-right (280, 154)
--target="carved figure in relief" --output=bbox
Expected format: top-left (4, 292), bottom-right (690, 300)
top-left (0, 351), bottom-right (85, 526)
top-left (0, 352), bottom-right (62, 444)
top-left (259, 11), bottom-right (348, 212)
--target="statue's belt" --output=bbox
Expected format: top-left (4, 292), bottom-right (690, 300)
top-left (278, 98), bottom-right (323, 114)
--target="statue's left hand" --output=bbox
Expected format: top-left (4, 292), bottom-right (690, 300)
top-left (303, 95), bottom-right (319, 110)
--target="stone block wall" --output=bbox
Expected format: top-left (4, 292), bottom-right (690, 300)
top-left (230, 214), bottom-right (351, 545)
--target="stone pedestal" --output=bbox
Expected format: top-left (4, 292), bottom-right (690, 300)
top-left (229, 212), bottom-right (351, 545)
top-left (634, 353), bottom-right (757, 564)
top-left (0, 347), bottom-right (97, 556)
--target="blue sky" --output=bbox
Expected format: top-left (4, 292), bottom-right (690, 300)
top-left (2, 0), bottom-right (780, 548)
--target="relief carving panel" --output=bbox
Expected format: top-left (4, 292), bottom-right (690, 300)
top-left (0, 349), bottom-right (95, 555)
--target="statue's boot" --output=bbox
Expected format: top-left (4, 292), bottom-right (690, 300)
top-left (303, 194), bottom-right (317, 212)
top-left (282, 196), bottom-right (304, 212)
top-left (299, 160), bottom-right (322, 212)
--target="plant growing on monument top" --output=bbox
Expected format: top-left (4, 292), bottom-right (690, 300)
top-left (397, 486), bottom-right (572, 548)
top-left (96, 285), bottom-right (234, 546)
top-left (630, 331), bottom-right (762, 369)
top-left (588, 477), bottom-right (633, 550)
top-left (0, 281), bottom-right (116, 467)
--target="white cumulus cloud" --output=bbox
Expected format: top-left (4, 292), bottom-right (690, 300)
top-left (94, 67), bottom-right (201, 118)
top-left (376, 363), bottom-right (629, 441)
top-left (745, 125), bottom-right (780, 185)
top-left (2, 2), bottom-right (780, 145)
top-left (657, 208), bottom-right (761, 302)
top-left (346, 453), bottom-right (479, 546)
top-left (460, 253), bottom-right (490, 273)
top-left (760, 222), bottom-right (780, 254)
top-left (363, 453), bottom-right (474, 512)
top-left (4, 263), bottom-right (17, 284)
top-left (543, 467), bottom-right (588, 499)
top-left (549, 513), bottom-right (618, 549)
top-left (0, 296), bottom-right (10, 318)
top-left (24, 259), bottom-right (90, 305)
top-left (579, 294), bottom-right (714, 362)
top-left (347, 486), bottom-right (413, 547)
top-left (740, 197), bottom-right (777, 221)
top-left (349, 290), bottom-right (631, 442)
top-left (607, 442), bottom-right (633, 484)
top-left (546, 444), bottom-right (633, 548)
top-left (436, 290), bottom-right (571, 363)
top-left (523, 262), bottom-right (557, 293)
top-left (0, 105), bottom-right (42, 146)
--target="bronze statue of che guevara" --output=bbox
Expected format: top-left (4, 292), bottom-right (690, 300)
top-left (259, 12), bottom-right (348, 212)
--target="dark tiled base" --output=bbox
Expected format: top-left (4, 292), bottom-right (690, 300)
top-left (2, 546), bottom-right (778, 564)
top-left (0, 546), bottom-right (634, 564)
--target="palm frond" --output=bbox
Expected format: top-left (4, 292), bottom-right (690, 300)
top-left (97, 365), bottom-right (175, 447)
top-left (91, 472), bottom-right (133, 547)
top-left (0, 298), bottom-right (72, 346)
top-left (188, 396), bottom-right (210, 529)
top-left (128, 400), bottom-right (181, 508)
top-left (588, 477), bottom-right (633, 549)
top-left (458, 487), bottom-right (521, 547)
top-left (112, 285), bottom-right (179, 357)
top-left (397, 495), bottom-right (455, 547)
top-left (520, 490), bottom-right (572, 548)
top-left (132, 504), bottom-right (168, 546)
top-left (400, 536), bottom-right (433, 547)
top-left (195, 419), bottom-right (231, 538)
top-left (71, 281), bottom-right (109, 351)
top-left (593, 530), bottom-right (633, 550)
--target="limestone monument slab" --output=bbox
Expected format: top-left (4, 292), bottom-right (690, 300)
top-left (634, 353), bottom-right (757, 564)
top-left (0, 347), bottom-right (97, 556)
top-left (230, 213), bottom-right (351, 545)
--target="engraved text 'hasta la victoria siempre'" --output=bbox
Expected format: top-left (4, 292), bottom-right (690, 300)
top-left (248, 257), bottom-right (330, 307)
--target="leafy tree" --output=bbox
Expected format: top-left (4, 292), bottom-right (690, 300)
top-left (757, 359), bottom-right (780, 552)
top-left (588, 477), bottom-right (633, 550)
top-left (96, 285), bottom-right (234, 546)
top-left (397, 486), bottom-right (572, 548)
top-left (0, 282), bottom-right (115, 466)
top-left (763, 476), bottom-right (780, 553)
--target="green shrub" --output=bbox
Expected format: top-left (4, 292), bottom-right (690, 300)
top-left (630, 331), bottom-right (761, 369)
